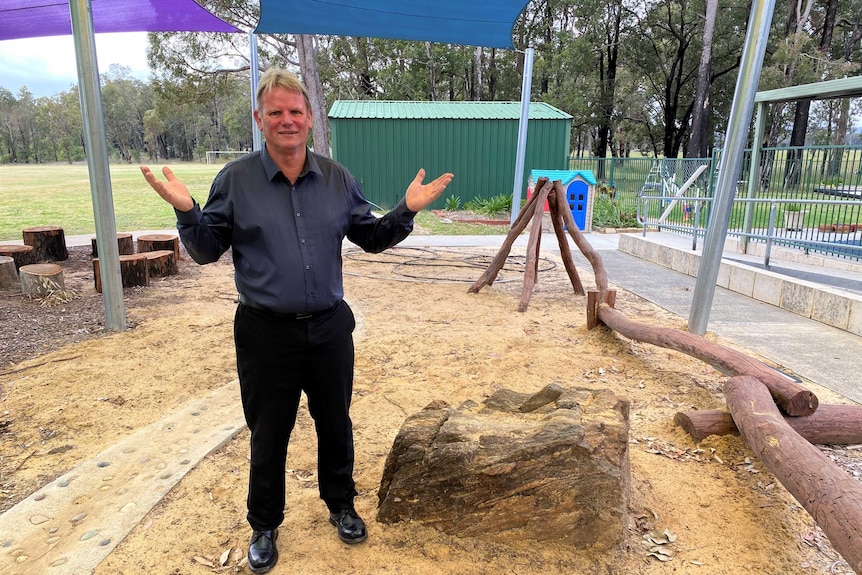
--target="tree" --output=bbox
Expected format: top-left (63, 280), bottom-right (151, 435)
top-left (686, 0), bottom-right (718, 158)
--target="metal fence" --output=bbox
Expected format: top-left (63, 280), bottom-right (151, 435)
top-left (572, 145), bottom-right (862, 261)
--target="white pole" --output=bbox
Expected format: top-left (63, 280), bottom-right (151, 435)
top-left (510, 47), bottom-right (534, 225)
top-left (69, 0), bottom-right (126, 330)
top-left (688, 0), bottom-right (776, 335)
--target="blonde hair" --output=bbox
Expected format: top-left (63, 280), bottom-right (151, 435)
top-left (256, 69), bottom-right (312, 112)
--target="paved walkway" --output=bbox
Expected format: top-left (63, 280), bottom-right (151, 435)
top-left (1, 229), bottom-right (860, 573)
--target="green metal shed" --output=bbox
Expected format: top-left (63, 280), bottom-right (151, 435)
top-left (328, 101), bottom-right (573, 210)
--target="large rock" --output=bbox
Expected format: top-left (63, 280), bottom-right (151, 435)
top-left (376, 384), bottom-right (630, 549)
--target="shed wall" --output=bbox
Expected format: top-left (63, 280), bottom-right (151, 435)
top-left (329, 110), bottom-right (571, 210)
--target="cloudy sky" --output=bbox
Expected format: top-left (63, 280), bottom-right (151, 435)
top-left (0, 32), bottom-right (151, 98)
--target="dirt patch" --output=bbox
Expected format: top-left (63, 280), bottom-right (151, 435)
top-left (1, 242), bottom-right (859, 574)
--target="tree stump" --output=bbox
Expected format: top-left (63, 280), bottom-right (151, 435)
top-left (19, 263), bottom-right (64, 296)
top-left (91, 233), bottom-right (134, 257)
top-left (22, 226), bottom-right (68, 262)
top-left (93, 254), bottom-right (149, 292)
top-left (144, 249), bottom-right (178, 277)
top-left (0, 256), bottom-right (18, 288)
top-left (137, 234), bottom-right (181, 261)
top-left (0, 244), bottom-right (35, 270)
top-left (377, 385), bottom-right (631, 549)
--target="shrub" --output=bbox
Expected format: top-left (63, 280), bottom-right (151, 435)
top-left (444, 194), bottom-right (462, 211)
top-left (592, 196), bottom-right (639, 228)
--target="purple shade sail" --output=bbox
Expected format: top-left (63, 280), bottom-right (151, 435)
top-left (1, 0), bottom-right (240, 41)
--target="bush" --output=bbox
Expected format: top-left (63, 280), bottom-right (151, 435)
top-left (444, 195), bottom-right (462, 211)
top-left (464, 194), bottom-right (511, 217)
top-left (592, 196), bottom-right (639, 228)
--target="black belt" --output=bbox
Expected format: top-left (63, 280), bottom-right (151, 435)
top-left (237, 293), bottom-right (321, 320)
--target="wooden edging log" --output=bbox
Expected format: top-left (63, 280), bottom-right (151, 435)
top-left (725, 375), bottom-right (862, 573)
top-left (547, 187), bottom-right (585, 296)
top-left (517, 183), bottom-right (551, 312)
top-left (675, 405), bottom-right (862, 444)
top-left (554, 181), bottom-right (610, 301)
top-left (596, 303), bottom-right (817, 416)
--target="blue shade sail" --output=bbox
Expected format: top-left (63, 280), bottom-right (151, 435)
top-left (255, 0), bottom-right (530, 48)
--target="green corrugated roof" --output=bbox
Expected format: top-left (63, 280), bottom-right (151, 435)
top-left (328, 100), bottom-right (573, 120)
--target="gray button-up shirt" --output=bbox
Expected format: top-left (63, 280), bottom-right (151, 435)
top-left (175, 146), bottom-right (415, 314)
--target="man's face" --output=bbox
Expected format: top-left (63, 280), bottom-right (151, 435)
top-left (254, 87), bottom-right (312, 155)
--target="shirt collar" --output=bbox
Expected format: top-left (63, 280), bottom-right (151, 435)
top-left (260, 145), bottom-right (323, 182)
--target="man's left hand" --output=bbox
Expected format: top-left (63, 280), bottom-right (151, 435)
top-left (405, 169), bottom-right (454, 212)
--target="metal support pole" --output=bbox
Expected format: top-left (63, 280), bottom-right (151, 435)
top-left (69, 0), bottom-right (126, 330)
top-left (249, 33), bottom-right (262, 151)
top-left (510, 47), bottom-right (534, 225)
top-left (688, 0), bottom-right (776, 335)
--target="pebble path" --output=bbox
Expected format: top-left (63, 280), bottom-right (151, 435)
top-left (0, 379), bottom-right (244, 574)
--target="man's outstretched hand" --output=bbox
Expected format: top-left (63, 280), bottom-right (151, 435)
top-left (405, 169), bottom-right (454, 212)
top-left (140, 166), bottom-right (195, 212)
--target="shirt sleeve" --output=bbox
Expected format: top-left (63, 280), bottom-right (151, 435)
top-left (175, 177), bottom-right (233, 264)
top-left (345, 177), bottom-right (416, 254)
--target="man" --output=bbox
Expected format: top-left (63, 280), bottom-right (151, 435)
top-left (141, 68), bottom-right (453, 574)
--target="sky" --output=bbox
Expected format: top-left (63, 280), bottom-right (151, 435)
top-left (0, 32), bottom-right (151, 98)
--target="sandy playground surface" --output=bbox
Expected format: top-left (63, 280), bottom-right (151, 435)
top-left (0, 233), bottom-right (860, 575)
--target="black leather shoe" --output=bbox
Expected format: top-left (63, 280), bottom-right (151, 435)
top-left (247, 529), bottom-right (278, 573)
top-left (329, 508), bottom-right (367, 544)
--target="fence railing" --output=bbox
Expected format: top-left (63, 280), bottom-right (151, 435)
top-left (570, 145), bottom-right (862, 262)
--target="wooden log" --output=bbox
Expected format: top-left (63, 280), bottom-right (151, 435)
top-left (19, 263), bottom-right (64, 296)
top-left (554, 181), bottom-right (610, 302)
top-left (137, 233), bottom-right (180, 261)
top-left (91, 233), bottom-right (134, 257)
top-left (597, 304), bottom-right (817, 416)
top-left (468, 179), bottom-right (547, 293)
top-left (0, 256), bottom-right (18, 288)
top-left (517, 184), bottom-right (551, 312)
top-left (144, 249), bottom-right (178, 277)
top-left (93, 254), bottom-right (149, 293)
top-left (547, 188), bottom-right (585, 296)
top-left (0, 244), bottom-right (35, 270)
top-left (675, 405), bottom-right (862, 445)
top-left (725, 375), bottom-right (862, 572)
top-left (22, 226), bottom-right (68, 262)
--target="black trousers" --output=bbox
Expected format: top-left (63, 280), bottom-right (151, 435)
top-left (234, 300), bottom-right (357, 531)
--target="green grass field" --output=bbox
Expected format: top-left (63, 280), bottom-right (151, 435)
top-left (0, 162), bottom-right (508, 241)
top-left (0, 163), bottom-right (222, 241)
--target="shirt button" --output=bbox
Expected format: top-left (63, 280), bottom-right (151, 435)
top-left (296, 212), bottom-right (301, 217)
top-left (305, 265), bottom-right (311, 270)
top-left (301, 239), bottom-right (306, 244)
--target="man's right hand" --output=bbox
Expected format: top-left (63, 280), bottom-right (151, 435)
top-left (140, 166), bottom-right (195, 212)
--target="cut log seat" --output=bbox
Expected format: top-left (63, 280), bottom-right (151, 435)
top-left (19, 263), bottom-right (64, 296)
top-left (137, 233), bottom-right (181, 261)
top-left (91, 233), bottom-right (134, 257)
top-left (144, 249), bottom-right (178, 277)
top-left (0, 256), bottom-right (19, 288)
top-left (0, 244), bottom-right (35, 270)
top-left (93, 254), bottom-right (149, 292)
top-left (23, 226), bottom-right (68, 262)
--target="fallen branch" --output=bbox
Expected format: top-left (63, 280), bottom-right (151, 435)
top-left (725, 375), bottom-right (862, 573)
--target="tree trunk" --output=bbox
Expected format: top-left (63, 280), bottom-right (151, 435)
top-left (724, 375), bottom-right (862, 573)
top-left (144, 250), bottom-right (178, 278)
top-left (295, 34), bottom-right (331, 157)
top-left (675, 405), bottom-right (862, 444)
top-left (686, 0), bottom-right (717, 158)
top-left (91, 233), bottom-right (134, 257)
